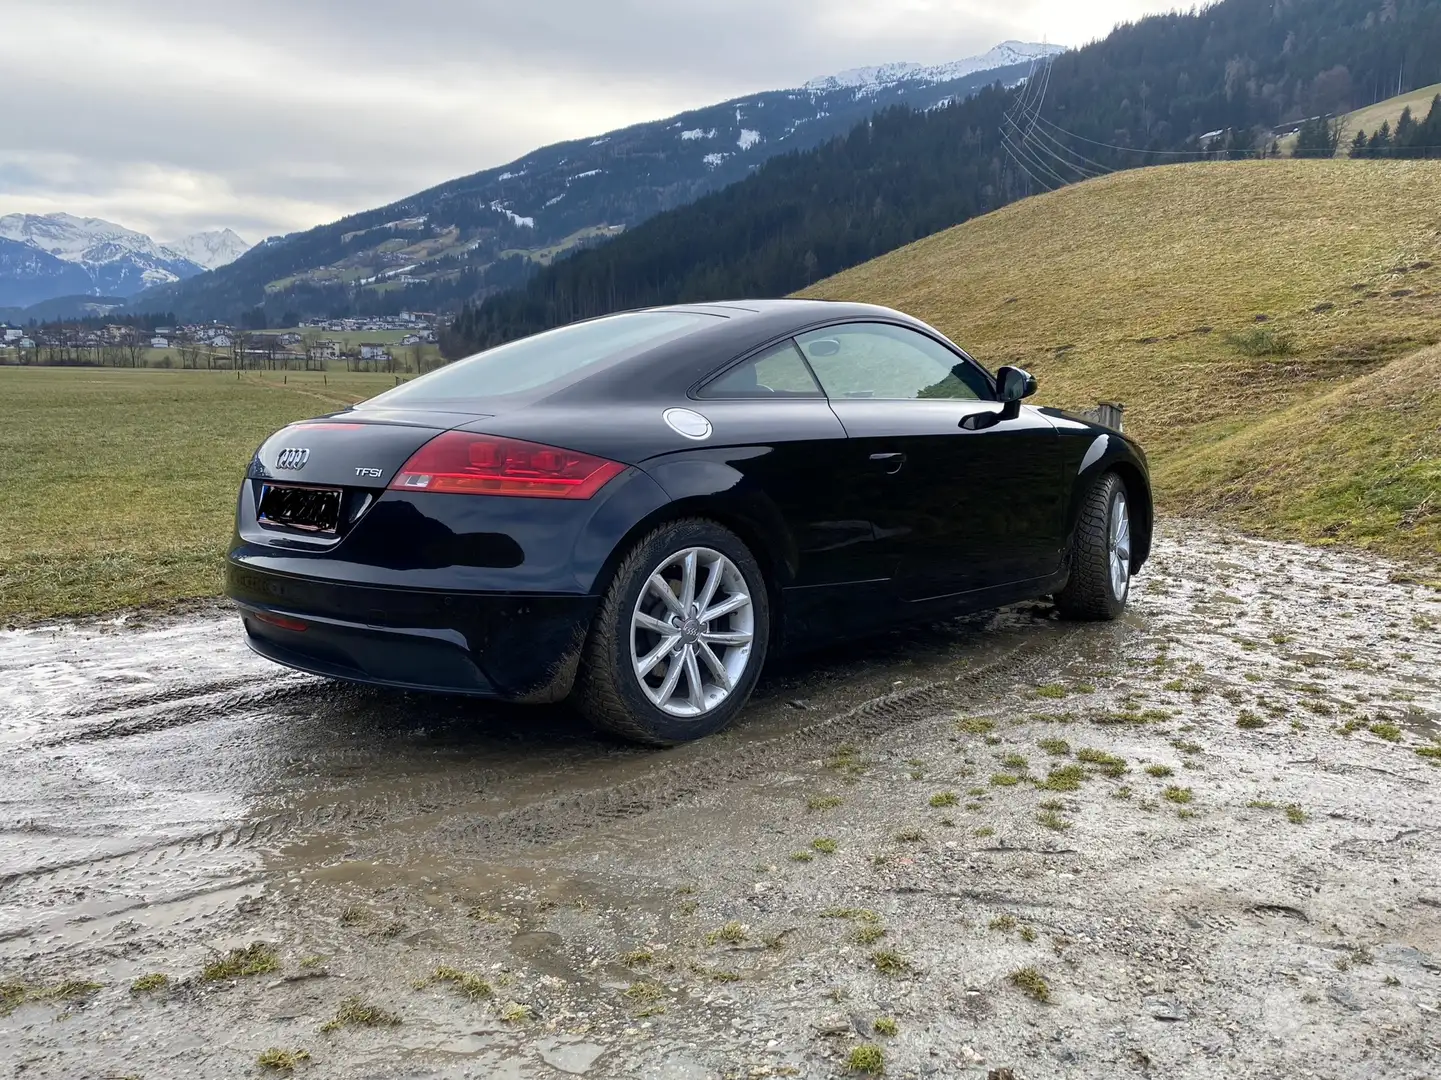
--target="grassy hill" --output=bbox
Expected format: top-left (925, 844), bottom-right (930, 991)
top-left (802, 159), bottom-right (1441, 561)
top-left (1279, 81), bottom-right (1441, 155)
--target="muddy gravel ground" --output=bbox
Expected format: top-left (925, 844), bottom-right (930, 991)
top-left (2, 525), bottom-right (1440, 1080)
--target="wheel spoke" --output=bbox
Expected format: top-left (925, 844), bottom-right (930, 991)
top-left (637, 634), bottom-right (681, 677)
top-left (696, 555), bottom-right (723, 614)
top-left (635, 611), bottom-right (675, 635)
top-left (700, 592), bottom-right (749, 623)
top-left (701, 628), bottom-right (752, 647)
top-left (697, 640), bottom-right (731, 690)
top-left (682, 646), bottom-right (705, 711)
top-left (679, 550), bottom-right (698, 609)
top-left (651, 651), bottom-right (685, 706)
top-left (647, 573), bottom-right (685, 616)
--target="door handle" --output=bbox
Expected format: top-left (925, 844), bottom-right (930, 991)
top-left (869, 451), bottom-right (906, 475)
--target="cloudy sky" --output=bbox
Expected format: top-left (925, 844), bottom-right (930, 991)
top-left (2, 0), bottom-right (1181, 243)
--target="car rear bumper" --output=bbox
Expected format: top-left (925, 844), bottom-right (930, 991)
top-left (226, 561), bottom-right (597, 702)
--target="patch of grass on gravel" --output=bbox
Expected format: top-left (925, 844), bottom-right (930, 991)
top-left (1037, 810), bottom-right (1072, 831)
top-left (1237, 711), bottom-right (1266, 729)
top-left (847, 1043), bottom-right (885, 1073)
top-left (1368, 722), bottom-right (1403, 741)
top-left (870, 950), bottom-right (911, 976)
top-left (706, 921), bottom-right (748, 945)
top-left (1001, 754), bottom-right (1029, 770)
top-left (1163, 786), bottom-right (1194, 805)
top-left (1038, 738), bottom-right (1071, 756)
top-left (807, 794), bottom-right (844, 810)
top-left (990, 773), bottom-right (1021, 787)
top-left (790, 850), bottom-right (814, 862)
top-left (499, 1001), bottom-right (533, 1023)
top-left (928, 791), bottom-right (958, 807)
top-left (432, 965), bottom-right (493, 1001)
top-left (624, 981), bottom-right (664, 1004)
top-left (130, 973), bottom-right (168, 994)
top-left (320, 996), bottom-right (400, 1032)
top-left (989, 914), bottom-right (1017, 932)
top-left (1036, 764), bottom-right (1087, 791)
top-left (1075, 748), bottom-right (1128, 776)
top-left (1009, 966), bottom-right (1051, 1002)
top-left (202, 943), bottom-right (279, 981)
top-left (1145, 764), bottom-right (1174, 778)
top-left (1033, 684), bottom-right (1069, 699)
top-left (821, 907), bottom-right (881, 923)
top-left (895, 829), bottom-right (924, 842)
top-left (956, 716), bottom-right (995, 734)
top-left (852, 923), bottom-right (887, 945)
top-left (257, 1048), bottom-right (311, 1072)
top-left (873, 1017), bottom-right (898, 1036)
top-left (811, 837), bottom-right (838, 854)
top-left (1416, 746), bottom-right (1441, 764)
top-left (1285, 804), bottom-right (1308, 823)
top-left (0, 978), bottom-right (102, 1016)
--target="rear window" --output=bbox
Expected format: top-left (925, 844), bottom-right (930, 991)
top-left (365, 311), bottom-right (718, 404)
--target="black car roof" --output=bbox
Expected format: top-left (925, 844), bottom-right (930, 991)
top-left (543, 298), bottom-right (951, 406)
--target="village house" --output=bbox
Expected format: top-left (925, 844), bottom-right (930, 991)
top-left (359, 343), bottom-right (391, 361)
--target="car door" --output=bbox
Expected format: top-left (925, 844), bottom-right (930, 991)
top-left (795, 321), bottom-right (1065, 601)
top-left (684, 341), bottom-right (891, 644)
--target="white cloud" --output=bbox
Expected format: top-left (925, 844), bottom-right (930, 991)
top-left (0, 0), bottom-right (1183, 239)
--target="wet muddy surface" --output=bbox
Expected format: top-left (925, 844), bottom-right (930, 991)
top-left (2, 524), bottom-right (1439, 1079)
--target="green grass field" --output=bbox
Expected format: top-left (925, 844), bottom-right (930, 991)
top-left (0, 368), bottom-right (400, 622)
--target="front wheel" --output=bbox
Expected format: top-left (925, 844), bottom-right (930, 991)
top-left (573, 519), bottom-right (770, 745)
top-left (1055, 472), bottom-right (1132, 621)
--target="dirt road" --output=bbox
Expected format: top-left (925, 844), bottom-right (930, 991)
top-left (2, 525), bottom-right (1438, 1079)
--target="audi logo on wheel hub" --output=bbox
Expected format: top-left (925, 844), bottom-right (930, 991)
top-left (275, 447), bottom-right (310, 470)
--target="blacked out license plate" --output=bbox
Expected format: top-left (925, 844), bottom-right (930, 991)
top-left (258, 484), bottom-right (342, 533)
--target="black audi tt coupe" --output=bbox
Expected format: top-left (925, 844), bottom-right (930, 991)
top-left (226, 300), bottom-right (1151, 744)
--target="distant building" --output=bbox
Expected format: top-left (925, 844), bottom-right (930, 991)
top-left (400, 334), bottom-right (422, 346)
top-left (151, 336), bottom-right (169, 348)
top-left (211, 333), bottom-right (231, 348)
top-left (3, 328), bottom-right (22, 342)
top-left (359, 343), bottom-right (391, 361)
top-left (19, 337), bottom-right (35, 348)
top-left (308, 340), bottom-right (341, 359)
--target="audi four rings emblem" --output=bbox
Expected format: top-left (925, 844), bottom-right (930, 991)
top-left (275, 447), bottom-right (310, 470)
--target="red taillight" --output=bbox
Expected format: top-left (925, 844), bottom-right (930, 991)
top-left (252, 611), bottom-right (309, 632)
top-left (390, 432), bottom-right (625, 499)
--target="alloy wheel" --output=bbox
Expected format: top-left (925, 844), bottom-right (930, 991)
top-left (1109, 491), bottom-right (1132, 600)
top-left (630, 546), bottom-right (754, 717)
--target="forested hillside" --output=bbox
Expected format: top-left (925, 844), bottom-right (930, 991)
top-left (447, 0), bottom-right (1441, 355)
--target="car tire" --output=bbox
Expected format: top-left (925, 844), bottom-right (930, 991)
top-left (1054, 472), bottom-right (1132, 621)
top-left (573, 518), bottom-right (771, 746)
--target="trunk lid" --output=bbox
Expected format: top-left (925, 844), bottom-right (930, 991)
top-left (251, 409), bottom-right (488, 489)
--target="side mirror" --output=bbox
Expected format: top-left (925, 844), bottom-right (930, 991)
top-left (996, 366), bottom-right (1038, 402)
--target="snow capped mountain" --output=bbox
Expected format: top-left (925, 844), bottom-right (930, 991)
top-left (0, 212), bottom-right (248, 308)
top-left (163, 228), bottom-right (251, 270)
top-left (804, 40), bottom-right (1064, 92)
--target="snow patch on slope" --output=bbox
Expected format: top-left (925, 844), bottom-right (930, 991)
top-left (737, 129), bottom-right (762, 151)
top-left (489, 201), bottom-right (535, 228)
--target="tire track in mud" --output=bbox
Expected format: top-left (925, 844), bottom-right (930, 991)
top-left (385, 629), bottom-right (1074, 861)
top-left (0, 627), bottom-right (1073, 918)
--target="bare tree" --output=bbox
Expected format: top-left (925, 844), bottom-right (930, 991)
top-left (121, 327), bottom-right (147, 368)
top-left (176, 336), bottom-right (203, 369)
top-left (230, 329), bottom-right (251, 370)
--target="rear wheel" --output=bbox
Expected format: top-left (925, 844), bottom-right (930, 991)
top-left (1055, 472), bottom-right (1132, 621)
top-left (573, 519), bottom-right (770, 745)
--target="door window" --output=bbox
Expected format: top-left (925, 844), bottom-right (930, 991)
top-left (699, 340), bottom-right (824, 398)
top-left (795, 323), bottom-right (992, 401)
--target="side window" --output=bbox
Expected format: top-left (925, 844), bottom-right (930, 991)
top-left (795, 323), bottom-right (992, 401)
top-left (699, 340), bottom-right (824, 398)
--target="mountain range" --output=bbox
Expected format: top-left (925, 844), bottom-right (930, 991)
top-left (129, 41), bottom-right (1062, 324)
top-left (0, 213), bottom-right (249, 312)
